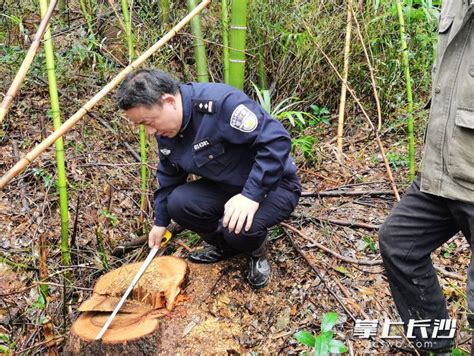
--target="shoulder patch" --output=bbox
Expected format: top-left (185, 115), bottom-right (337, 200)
top-left (193, 100), bottom-right (215, 113)
top-left (230, 104), bottom-right (258, 133)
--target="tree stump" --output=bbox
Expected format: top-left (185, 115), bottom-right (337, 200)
top-left (67, 257), bottom-right (243, 355)
top-left (67, 256), bottom-right (187, 355)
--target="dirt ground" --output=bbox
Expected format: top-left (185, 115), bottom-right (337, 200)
top-left (1, 93), bottom-right (472, 354)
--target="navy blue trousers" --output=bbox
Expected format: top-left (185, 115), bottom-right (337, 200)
top-left (167, 176), bottom-right (301, 253)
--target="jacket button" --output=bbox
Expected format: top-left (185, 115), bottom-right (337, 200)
top-left (208, 154), bottom-right (214, 160)
top-left (434, 87), bottom-right (441, 94)
top-left (179, 134), bottom-right (184, 138)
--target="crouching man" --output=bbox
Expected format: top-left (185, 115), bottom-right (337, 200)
top-left (116, 69), bottom-right (301, 289)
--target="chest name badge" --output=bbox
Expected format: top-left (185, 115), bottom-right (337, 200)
top-left (193, 100), bottom-right (215, 113)
top-left (230, 104), bottom-right (258, 133)
top-left (160, 148), bottom-right (171, 156)
top-left (193, 139), bottom-right (211, 151)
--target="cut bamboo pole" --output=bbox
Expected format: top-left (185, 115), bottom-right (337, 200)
top-left (39, 0), bottom-right (71, 271)
top-left (336, 0), bottom-right (353, 162)
top-left (187, 0), bottom-right (209, 83)
top-left (0, 0), bottom-right (211, 189)
top-left (228, 0), bottom-right (248, 90)
top-left (396, 0), bottom-right (415, 181)
top-left (0, 0), bottom-right (58, 125)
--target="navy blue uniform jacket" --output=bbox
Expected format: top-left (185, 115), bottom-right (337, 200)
top-left (154, 83), bottom-right (298, 226)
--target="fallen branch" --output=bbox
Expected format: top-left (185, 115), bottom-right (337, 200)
top-left (301, 190), bottom-right (394, 198)
top-left (282, 222), bottom-right (381, 265)
top-left (282, 222), bottom-right (465, 281)
top-left (291, 214), bottom-right (380, 231)
top-left (283, 228), bottom-right (356, 322)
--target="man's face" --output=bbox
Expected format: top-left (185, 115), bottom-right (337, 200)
top-left (125, 94), bottom-right (183, 138)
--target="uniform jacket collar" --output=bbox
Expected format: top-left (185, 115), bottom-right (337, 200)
top-left (179, 84), bottom-right (193, 133)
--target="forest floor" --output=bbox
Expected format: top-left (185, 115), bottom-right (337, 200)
top-left (1, 83), bottom-right (471, 354)
top-left (0, 17), bottom-right (471, 353)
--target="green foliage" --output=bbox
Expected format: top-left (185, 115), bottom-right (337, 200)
top-left (32, 168), bottom-right (54, 189)
top-left (0, 333), bottom-right (15, 355)
top-left (252, 83), bottom-right (314, 128)
top-left (442, 242), bottom-right (456, 258)
top-left (292, 136), bottom-right (318, 162)
top-left (362, 235), bottom-right (378, 253)
top-left (100, 209), bottom-right (119, 227)
top-left (31, 293), bottom-right (46, 310)
top-left (294, 312), bottom-right (348, 356)
top-left (179, 231), bottom-right (200, 246)
top-left (451, 348), bottom-right (470, 356)
top-left (309, 104), bottom-right (331, 126)
top-left (387, 151), bottom-right (408, 171)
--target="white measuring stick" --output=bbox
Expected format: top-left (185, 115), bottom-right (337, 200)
top-left (95, 246), bottom-right (159, 340)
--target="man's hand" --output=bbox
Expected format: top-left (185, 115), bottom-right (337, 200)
top-left (223, 194), bottom-right (260, 234)
top-left (148, 225), bottom-right (167, 248)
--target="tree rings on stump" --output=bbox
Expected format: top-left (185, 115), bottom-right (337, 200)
top-left (68, 256), bottom-right (187, 354)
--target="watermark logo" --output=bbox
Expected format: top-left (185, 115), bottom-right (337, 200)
top-left (353, 318), bottom-right (457, 340)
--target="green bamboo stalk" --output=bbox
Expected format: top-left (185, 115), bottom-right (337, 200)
top-left (228, 0), bottom-right (247, 90)
top-left (187, 0), bottom-right (209, 83)
top-left (222, 0), bottom-right (229, 84)
top-left (39, 0), bottom-right (71, 272)
top-left (160, 0), bottom-right (170, 28)
top-left (57, 0), bottom-right (66, 26)
top-left (121, 0), bottom-right (148, 220)
top-left (396, 0), bottom-right (415, 181)
top-left (120, 0), bottom-right (134, 62)
top-left (79, 0), bottom-right (97, 48)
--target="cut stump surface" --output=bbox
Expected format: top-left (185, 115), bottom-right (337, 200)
top-left (67, 257), bottom-right (243, 355)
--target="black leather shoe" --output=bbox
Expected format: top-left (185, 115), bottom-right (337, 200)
top-left (247, 255), bottom-right (271, 289)
top-left (188, 245), bottom-right (237, 264)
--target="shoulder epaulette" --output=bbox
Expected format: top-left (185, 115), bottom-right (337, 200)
top-left (192, 99), bottom-right (215, 114)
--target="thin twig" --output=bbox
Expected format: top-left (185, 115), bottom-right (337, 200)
top-left (284, 229), bottom-right (357, 322)
top-left (282, 222), bottom-right (465, 281)
top-left (301, 190), bottom-right (394, 198)
top-left (291, 214), bottom-right (381, 231)
top-left (282, 222), bottom-right (382, 265)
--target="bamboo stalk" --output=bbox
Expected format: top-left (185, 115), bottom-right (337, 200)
top-left (160, 0), bottom-right (171, 28)
top-left (187, 0), bottom-right (209, 82)
top-left (39, 0), bottom-right (71, 272)
top-left (120, 0), bottom-right (148, 223)
top-left (312, 39), bottom-right (401, 201)
top-left (0, 0), bottom-right (57, 125)
top-left (228, 0), bottom-right (247, 90)
top-left (222, 0), bottom-right (229, 84)
top-left (336, 0), bottom-right (352, 161)
top-left (396, 0), bottom-right (415, 181)
top-left (0, 0), bottom-right (211, 189)
top-left (120, 0), bottom-right (135, 63)
top-left (79, 0), bottom-right (97, 47)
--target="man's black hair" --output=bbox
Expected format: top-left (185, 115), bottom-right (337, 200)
top-left (116, 69), bottom-right (180, 110)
